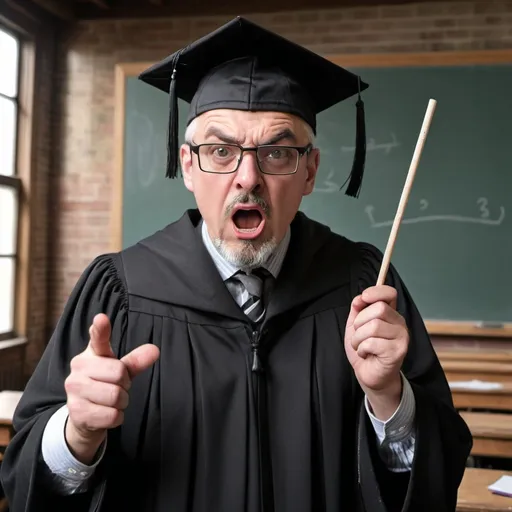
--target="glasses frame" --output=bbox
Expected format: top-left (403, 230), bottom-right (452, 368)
top-left (188, 142), bottom-right (313, 175)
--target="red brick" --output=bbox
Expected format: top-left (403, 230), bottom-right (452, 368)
top-left (380, 5), bottom-right (417, 18)
top-left (472, 26), bottom-right (508, 38)
top-left (446, 2), bottom-right (478, 15)
top-left (270, 13), bottom-right (293, 25)
top-left (419, 29), bottom-right (446, 40)
top-left (484, 15), bottom-right (508, 24)
top-left (445, 29), bottom-right (471, 38)
top-left (435, 18), bottom-right (457, 27)
top-left (296, 11), bottom-right (319, 23)
top-left (351, 8), bottom-right (380, 20)
top-left (320, 10), bottom-right (349, 22)
top-left (416, 4), bottom-right (444, 17)
top-left (475, 2), bottom-right (511, 15)
top-left (457, 16), bottom-right (484, 27)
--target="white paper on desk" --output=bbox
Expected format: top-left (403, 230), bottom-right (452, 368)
top-left (0, 390), bottom-right (23, 419)
top-left (488, 475), bottom-right (512, 498)
top-left (448, 379), bottom-right (504, 391)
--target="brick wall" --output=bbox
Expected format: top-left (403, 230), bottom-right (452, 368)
top-left (25, 32), bottom-right (56, 373)
top-left (48, 1), bottom-right (512, 352)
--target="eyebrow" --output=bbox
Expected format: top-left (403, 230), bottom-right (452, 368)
top-left (203, 126), bottom-right (298, 146)
top-left (262, 129), bottom-right (298, 145)
top-left (203, 126), bottom-right (243, 145)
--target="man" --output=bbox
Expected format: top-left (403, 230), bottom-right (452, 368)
top-left (1, 16), bottom-right (471, 512)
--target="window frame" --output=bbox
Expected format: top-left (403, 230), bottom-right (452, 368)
top-left (0, 22), bottom-right (34, 343)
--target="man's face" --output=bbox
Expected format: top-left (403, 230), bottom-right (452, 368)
top-left (180, 109), bottom-right (320, 269)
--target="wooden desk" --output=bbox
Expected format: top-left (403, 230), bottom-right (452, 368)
top-left (460, 412), bottom-right (512, 458)
top-left (0, 421), bottom-right (12, 448)
top-left (0, 391), bottom-right (22, 448)
top-left (450, 382), bottom-right (512, 412)
top-left (442, 361), bottom-right (512, 384)
top-left (457, 468), bottom-right (512, 511)
top-left (437, 350), bottom-right (512, 411)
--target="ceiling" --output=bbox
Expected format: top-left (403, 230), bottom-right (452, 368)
top-left (27, 0), bottom-right (457, 20)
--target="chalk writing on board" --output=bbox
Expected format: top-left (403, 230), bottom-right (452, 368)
top-left (365, 199), bottom-right (506, 228)
top-left (341, 133), bottom-right (400, 155)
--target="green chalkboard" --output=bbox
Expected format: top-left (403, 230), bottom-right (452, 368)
top-left (120, 58), bottom-right (512, 327)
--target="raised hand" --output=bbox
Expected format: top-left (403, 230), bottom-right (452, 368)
top-left (64, 313), bottom-right (160, 464)
top-left (344, 285), bottom-right (409, 420)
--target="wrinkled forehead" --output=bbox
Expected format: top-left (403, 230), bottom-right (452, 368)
top-left (190, 109), bottom-right (313, 144)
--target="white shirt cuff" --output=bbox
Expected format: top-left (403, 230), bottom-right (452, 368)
top-left (41, 404), bottom-right (106, 483)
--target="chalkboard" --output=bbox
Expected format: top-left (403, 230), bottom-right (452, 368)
top-left (115, 53), bottom-right (512, 334)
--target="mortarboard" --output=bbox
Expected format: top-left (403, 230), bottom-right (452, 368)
top-left (138, 16), bottom-right (369, 197)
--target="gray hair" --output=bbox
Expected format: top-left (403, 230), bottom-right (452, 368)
top-left (184, 116), bottom-right (316, 145)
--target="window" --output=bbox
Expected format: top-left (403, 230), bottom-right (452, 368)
top-left (0, 26), bottom-right (21, 340)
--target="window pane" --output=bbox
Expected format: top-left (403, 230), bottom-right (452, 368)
top-left (0, 257), bottom-right (15, 335)
top-left (0, 29), bottom-right (19, 98)
top-left (0, 185), bottom-right (18, 255)
top-left (0, 96), bottom-right (16, 176)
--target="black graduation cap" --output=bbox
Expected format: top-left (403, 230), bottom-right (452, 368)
top-left (138, 16), bottom-right (369, 197)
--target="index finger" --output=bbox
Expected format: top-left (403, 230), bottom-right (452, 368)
top-left (89, 313), bottom-right (115, 358)
top-left (361, 285), bottom-right (397, 310)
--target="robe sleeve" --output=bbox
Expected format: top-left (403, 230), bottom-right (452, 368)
top-left (353, 242), bottom-right (473, 512)
top-left (0, 253), bottom-right (128, 512)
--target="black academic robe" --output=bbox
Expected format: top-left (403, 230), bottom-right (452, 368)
top-left (1, 209), bottom-right (472, 512)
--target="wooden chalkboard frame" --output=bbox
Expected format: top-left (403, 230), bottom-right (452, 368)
top-left (113, 49), bottom-right (512, 338)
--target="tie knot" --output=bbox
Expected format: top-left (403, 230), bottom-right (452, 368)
top-left (230, 267), bottom-right (274, 324)
top-left (234, 268), bottom-right (269, 298)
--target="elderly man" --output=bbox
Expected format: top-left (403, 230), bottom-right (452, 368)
top-left (1, 16), bottom-right (471, 512)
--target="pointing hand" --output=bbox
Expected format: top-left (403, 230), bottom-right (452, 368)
top-left (64, 313), bottom-right (160, 463)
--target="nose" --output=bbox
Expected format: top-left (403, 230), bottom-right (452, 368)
top-left (234, 151), bottom-right (263, 192)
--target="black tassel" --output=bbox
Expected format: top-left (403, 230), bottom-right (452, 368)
top-left (344, 77), bottom-right (366, 198)
top-left (166, 51), bottom-right (182, 179)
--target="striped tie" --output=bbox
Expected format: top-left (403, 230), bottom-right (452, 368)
top-left (232, 268), bottom-right (271, 323)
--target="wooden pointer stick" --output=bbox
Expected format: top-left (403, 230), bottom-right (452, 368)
top-left (376, 99), bottom-right (438, 286)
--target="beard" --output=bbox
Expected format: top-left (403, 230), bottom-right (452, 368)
top-left (213, 191), bottom-right (277, 270)
top-left (213, 237), bottom-right (278, 270)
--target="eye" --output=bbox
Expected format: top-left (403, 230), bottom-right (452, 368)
top-left (269, 149), bottom-right (283, 159)
top-left (267, 148), bottom-right (289, 159)
top-left (213, 146), bottom-right (233, 158)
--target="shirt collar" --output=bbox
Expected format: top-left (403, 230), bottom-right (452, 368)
top-left (201, 220), bottom-right (290, 281)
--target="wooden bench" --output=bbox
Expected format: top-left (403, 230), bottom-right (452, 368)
top-left (460, 411), bottom-right (512, 458)
top-left (457, 467), bottom-right (512, 511)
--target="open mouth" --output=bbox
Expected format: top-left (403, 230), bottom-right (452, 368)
top-left (231, 207), bottom-right (266, 239)
top-left (233, 209), bottom-right (262, 230)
